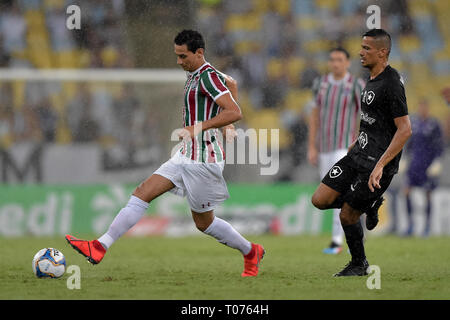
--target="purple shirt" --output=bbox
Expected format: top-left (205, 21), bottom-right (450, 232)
top-left (407, 115), bottom-right (443, 174)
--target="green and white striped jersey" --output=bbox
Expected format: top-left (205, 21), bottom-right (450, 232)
top-left (313, 72), bottom-right (365, 153)
top-left (180, 62), bottom-right (230, 163)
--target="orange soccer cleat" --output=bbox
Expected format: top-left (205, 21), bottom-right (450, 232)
top-left (65, 234), bottom-right (106, 265)
top-left (241, 243), bottom-right (265, 277)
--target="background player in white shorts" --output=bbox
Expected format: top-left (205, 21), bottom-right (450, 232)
top-left (308, 47), bottom-right (365, 254)
top-left (65, 30), bottom-right (265, 277)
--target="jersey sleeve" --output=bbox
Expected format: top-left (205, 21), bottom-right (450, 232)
top-left (386, 78), bottom-right (408, 119)
top-left (353, 77), bottom-right (365, 112)
top-left (199, 70), bottom-right (230, 101)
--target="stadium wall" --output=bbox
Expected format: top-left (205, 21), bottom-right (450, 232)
top-left (1, 183), bottom-right (450, 238)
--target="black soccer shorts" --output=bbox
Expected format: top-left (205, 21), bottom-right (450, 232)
top-left (321, 155), bottom-right (394, 211)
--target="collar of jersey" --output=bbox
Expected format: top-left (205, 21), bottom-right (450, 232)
top-left (369, 64), bottom-right (391, 82)
top-left (327, 72), bottom-right (350, 85)
top-left (188, 61), bottom-right (210, 76)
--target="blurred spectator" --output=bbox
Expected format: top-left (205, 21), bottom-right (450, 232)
top-left (0, 35), bottom-right (11, 67)
top-left (262, 3), bottom-right (284, 57)
top-left (67, 83), bottom-right (99, 142)
top-left (13, 104), bottom-right (43, 143)
top-left (0, 2), bottom-right (26, 54)
top-left (34, 97), bottom-right (58, 142)
top-left (0, 103), bottom-right (13, 147)
top-left (46, 7), bottom-right (76, 51)
top-left (113, 83), bottom-right (139, 148)
top-left (299, 58), bottom-right (320, 89)
top-left (402, 98), bottom-right (444, 237)
top-left (261, 70), bottom-right (287, 109)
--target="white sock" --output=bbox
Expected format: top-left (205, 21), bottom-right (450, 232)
top-left (203, 217), bottom-right (252, 255)
top-left (98, 195), bottom-right (149, 250)
top-left (332, 209), bottom-right (344, 246)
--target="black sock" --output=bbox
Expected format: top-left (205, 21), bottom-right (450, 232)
top-left (343, 221), bottom-right (366, 265)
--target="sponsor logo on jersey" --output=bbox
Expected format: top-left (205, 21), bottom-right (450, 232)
top-left (358, 131), bottom-right (368, 149)
top-left (361, 112), bottom-right (376, 124)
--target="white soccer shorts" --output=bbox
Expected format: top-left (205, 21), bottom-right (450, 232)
top-left (153, 151), bottom-right (230, 213)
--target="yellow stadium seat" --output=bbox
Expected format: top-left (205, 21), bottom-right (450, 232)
top-left (315, 0), bottom-right (339, 11)
top-left (433, 43), bottom-right (450, 60)
top-left (225, 13), bottom-right (261, 32)
top-left (274, 0), bottom-right (290, 15)
top-left (53, 50), bottom-right (80, 68)
top-left (62, 82), bottom-right (78, 102)
top-left (303, 39), bottom-right (330, 54)
top-left (44, 0), bottom-right (64, 10)
top-left (225, 14), bottom-right (244, 32)
top-left (28, 49), bottom-right (53, 68)
top-left (286, 57), bottom-right (306, 86)
top-left (409, 0), bottom-right (431, 17)
top-left (398, 35), bottom-right (421, 53)
top-left (12, 81), bottom-right (25, 110)
top-left (245, 109), bottom-right (290, 149)
top-left (296, 17), bottom-right (319, 31)
top-left (266, 58), bottom-right (283, 79)
top-left (245, 13), bottom-right (262, 31)
top-left (433, 0), bottom-right (450, 12)
top-left (316, 60), bottom-right (329, 74)
top-left (343, 37), bottom-right (362, 57)
top-left (284, 89), bottom-right (313, 112)
top-left (24, 10), bottom-right (46, 26)
top-left (233, 41), bottom-right (255, 56)
top-left (56, 123), bottom-right (72, 144)
top-left (252, 0), bottom-right (269, 12)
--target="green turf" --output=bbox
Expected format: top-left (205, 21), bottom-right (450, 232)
top-left (1, 234), bottom-right (449, 300)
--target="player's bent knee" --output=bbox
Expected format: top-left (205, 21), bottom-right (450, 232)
top-left (311, 193), bottom-right (331, 210)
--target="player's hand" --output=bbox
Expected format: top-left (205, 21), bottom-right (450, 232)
top-left (222, 124), bottom-right (238, 143)
top-left (427, 159), bottom-right (442, 177)
top-left (368, 164), bottom-right (383, 192)
top-left (177, 123), bottom-right (203, 141)
top-left (308, 146), bottom-right (318, 166)
top-left (398, 158), bottom-right (408, 174)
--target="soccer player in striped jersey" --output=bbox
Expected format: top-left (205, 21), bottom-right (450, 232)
top-left (308, 47), bottom-right (365, 255)
top-left (65, 30), bottom-right (265, 277)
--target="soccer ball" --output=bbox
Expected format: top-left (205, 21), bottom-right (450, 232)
top-left (32, 248), bottom-right (66, 278)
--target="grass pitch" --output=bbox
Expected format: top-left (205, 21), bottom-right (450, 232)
top-left (1, 234), bottom-right (449, 300)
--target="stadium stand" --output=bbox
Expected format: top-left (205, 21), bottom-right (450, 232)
top-left (0, 0), bottom-right (448, 183)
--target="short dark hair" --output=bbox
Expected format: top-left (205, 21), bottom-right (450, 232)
top-left (329, 47), bottom-right (350, 59)
top-left (174, 30), bottom-right (205, 53)
top-left (362, 28), bottom-right (391, 57)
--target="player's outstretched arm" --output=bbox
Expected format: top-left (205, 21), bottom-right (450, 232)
top-left (368, 115), bottom-right (412, 192)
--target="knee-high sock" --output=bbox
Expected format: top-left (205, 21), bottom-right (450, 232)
top-left (406, 193), bottom-right (414, 230)
top-left (98, 195), bottom-right (149, 250)
top-left (332, 209), bottom-right (344, 245)
top-left (203, 217), bottom-right (252, 255)
top-left (425, 196), bottom-right (432, 232)
top-left (342, 220), bottom-right (366, 264)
